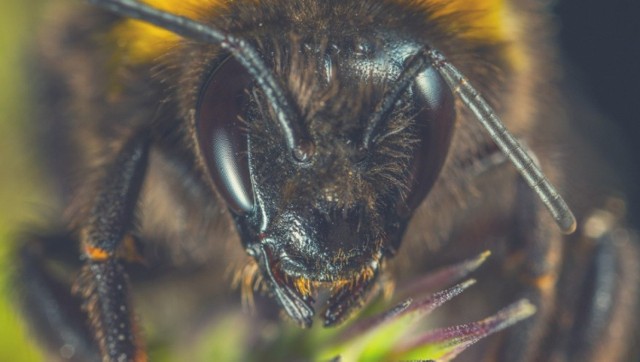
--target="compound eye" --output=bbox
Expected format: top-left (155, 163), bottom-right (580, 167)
top-left (197, 58), bottom-right (255, 214)
top-left (404, 66), bottom-right (456, 211)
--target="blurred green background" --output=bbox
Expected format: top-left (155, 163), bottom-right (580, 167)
top-left (0, 0), bottom-right (47, 360)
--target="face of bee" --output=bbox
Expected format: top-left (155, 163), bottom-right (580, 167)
top-left (194, 28), bottom-right (456, 325)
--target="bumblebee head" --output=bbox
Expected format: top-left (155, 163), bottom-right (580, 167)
top-left (194, 25), bottom-right (456, 325)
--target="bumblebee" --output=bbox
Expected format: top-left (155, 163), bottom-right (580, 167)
top-left (16, 0), bottom-right (639, 361)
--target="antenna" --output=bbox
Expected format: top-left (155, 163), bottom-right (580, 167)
top-left (425, 48), bottom-right (576, 234)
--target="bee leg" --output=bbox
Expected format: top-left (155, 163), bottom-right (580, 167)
top-left (497, 178), bottom-right (565, 362)
top-left (549, 211), bottom-right (640, 361)
top-left (16, 232), bottom-right (100, 361)
top-left (73, 133), bottom-right (150, 362)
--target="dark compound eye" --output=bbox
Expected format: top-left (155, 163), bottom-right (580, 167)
top-left (403, 65), bottom-right (455, 212)
top-left (197, 57), bottom-right (255, 215)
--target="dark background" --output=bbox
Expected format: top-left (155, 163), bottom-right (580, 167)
top-left (555, 0), bottom-right (640, 225)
